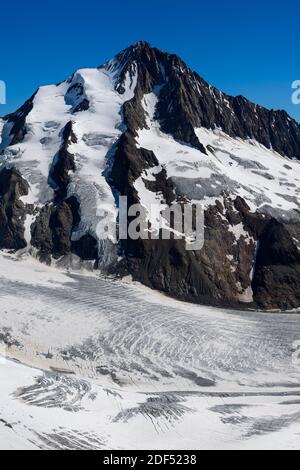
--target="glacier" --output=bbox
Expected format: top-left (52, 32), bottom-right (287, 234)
top-left (0, 253), bottom-right (300, 450)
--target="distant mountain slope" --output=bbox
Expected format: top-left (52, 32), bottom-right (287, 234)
top-left (1, 41), bottom-right (300, 310)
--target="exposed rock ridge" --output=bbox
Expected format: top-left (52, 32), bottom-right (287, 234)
top-left (0, 167), bottom-right (30, 250)
top-left (109, 41), bottom-right (300, 159)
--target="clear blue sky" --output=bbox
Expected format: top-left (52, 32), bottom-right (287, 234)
top-left (1, 0), bottom-right (299, 121)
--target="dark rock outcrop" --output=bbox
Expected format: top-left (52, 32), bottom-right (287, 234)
top-left (49, 121), bottom-right (77, 198)
top-left (65, 82), bottom-right (90, 113)
top-left (253, 219), bottom-right (300, 310)
top-left (31, 195), bottom-right (99, 264)
top-left (30, 205), bottom-right (53, 262)
top-left (30, 120), bottom-right (83, 263)
top-left (72, 234), bottom-right (99, 261)
top-left (108, 133), bottom-right (160, 204)
top-left (0, 168), bottom-right (29, 250)
top-left (117, 193), bottom-right (258, 308)
top-left (3, 92), bottom-right (37, 146)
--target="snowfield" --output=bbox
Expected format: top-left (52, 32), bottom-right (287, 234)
top-left (0, 253), bottom-right (300, 450)
top-left (0, 62), bottom-right (138, 267)
top-left (137, 91), bottom-right (300, 222)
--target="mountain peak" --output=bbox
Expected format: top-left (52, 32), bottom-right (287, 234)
top-left (101, 40), bottom-right (300, 159)
top-left (109, 40), bottom-right (187, 73)
top-left (130, 40), bottom-right (152, 50)
top-left (113, 40), bottom-right (162, 65)
top-left (1, 41), bottom-right (300, 311)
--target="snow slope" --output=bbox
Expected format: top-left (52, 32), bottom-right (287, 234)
top-left (0, 253), bottom-right (300, 449)
top-left (136, 92), bottom-right (300, 222)
top-left (0, 63), bottom-right (137, 262)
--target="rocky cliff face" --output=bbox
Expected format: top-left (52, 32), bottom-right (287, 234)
top-left (112, 41), bottom-right (300, 160)
top-left (0, 167), bottom-right (31, 250)
top-left (1, 41), bottom-right (300, 311)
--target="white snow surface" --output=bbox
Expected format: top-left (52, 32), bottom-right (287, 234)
top-left (196, 127), bottom-right (300, 216)
top-left (136, 92), bottom-right (300, 222)
top-left (0, 253), bottom-right (300, 450)
top-left (0, 63), bottom-right (137, 262)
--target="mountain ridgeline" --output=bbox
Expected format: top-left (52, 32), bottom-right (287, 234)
top-left (1, 41), bottom-right (300, 311)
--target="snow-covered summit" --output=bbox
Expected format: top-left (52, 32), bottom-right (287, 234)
top-left (1, 41), bottom-right (300, 310)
